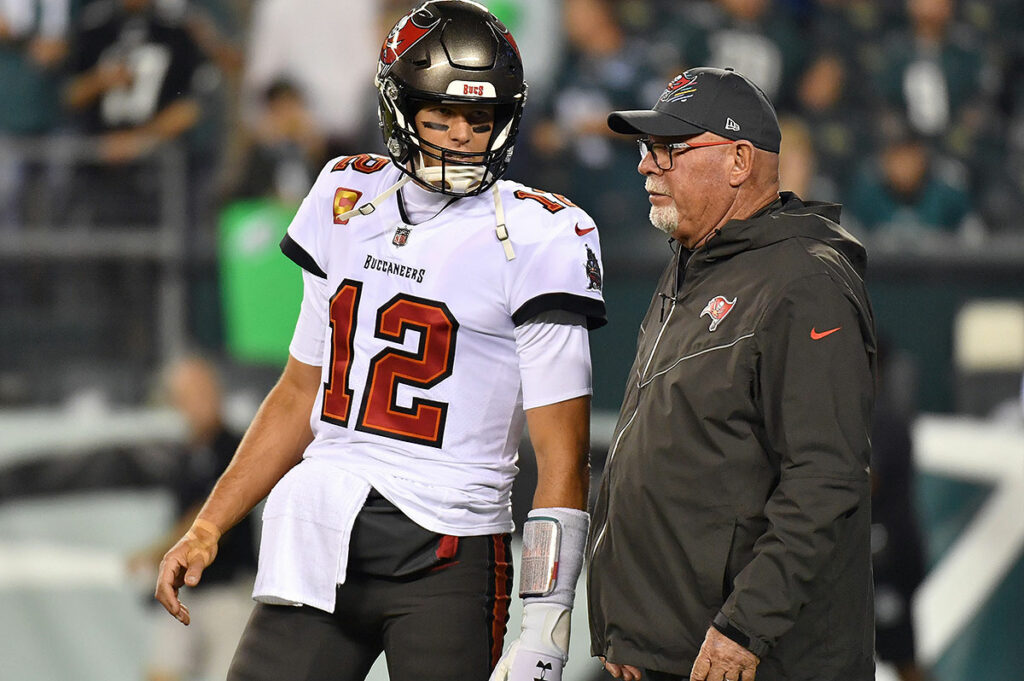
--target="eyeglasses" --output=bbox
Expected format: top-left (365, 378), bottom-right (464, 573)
top-left (637, 137), bottom-right (734, 170)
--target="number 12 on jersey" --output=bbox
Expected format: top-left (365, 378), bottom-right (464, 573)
top-left (321, 279), bottom-right (459, 448)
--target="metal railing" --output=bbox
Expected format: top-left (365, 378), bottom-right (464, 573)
top-left (0, 135), bottom-right (191, 389)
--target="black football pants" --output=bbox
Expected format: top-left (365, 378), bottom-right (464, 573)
top-left (226, 532), bottom-right (512, 681)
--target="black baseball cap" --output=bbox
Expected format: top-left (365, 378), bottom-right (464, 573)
top-left (608, 67), bottom-right (781, 153)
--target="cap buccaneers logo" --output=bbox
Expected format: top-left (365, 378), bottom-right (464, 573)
top-left (700, 295), bottom-right (736, 331)
top-left (660, 72), bottom-right (699, 104)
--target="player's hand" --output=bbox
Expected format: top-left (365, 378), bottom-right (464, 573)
top-left (154, 520), bottom-right (221, 625)
top-left (600, 657), bottom-right (643, 680)
top-left (489, 602), bottom-right (570, 681)
top-left (689, 626), bottom-right (759, 681)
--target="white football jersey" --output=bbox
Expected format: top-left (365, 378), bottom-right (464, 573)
top-left (278, 154), bottom-right (605, 537)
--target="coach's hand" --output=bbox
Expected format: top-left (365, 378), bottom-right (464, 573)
top-left (154, 518), bottom-right (221, 625)
top-left (601, 658), bottom-right (643, 680)
top-left (689, 626), bottom-right (759, 681)
top-left (490, 602), bottom-right (571, 681)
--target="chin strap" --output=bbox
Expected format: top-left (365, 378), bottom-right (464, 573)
top-left (333, 174), bottom-right (411, 223)
top-left (492, 183), bottom-right (515, 261)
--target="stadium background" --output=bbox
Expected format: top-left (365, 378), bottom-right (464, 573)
top-left (1, 0), bottom-right (1022, 680)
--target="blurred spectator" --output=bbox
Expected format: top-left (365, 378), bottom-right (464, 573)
top-left (0, 354), bottom-right (260, 670)
top-left (844, 132), bottom-right (982, 243)
top-left (227, 79), bottom-right (326, 205)
top-left (0, 0), bottom-right (68, 135)
top-left (660, 0), bottom-right (806, 108)
top-left (529, 0), bottom-right (666, 259)
top-left (177, 0), bottom-right (245, 220)
top-left (129, 355), bottom-right (256, 681)
top-left (65, 0), bottom-right (204, 165)
top-left (871, 338), bottom-right (929, 681)
top-left (777, 115), bottom-right (817, 198)
top-left (0, 0), bottom-right (70, 227)
top-left (810, 0), bottom-right (900, 78)
top-left (63, 0), bottom-right (209, 225)
top-left (243, 0), bottom-right (378, 158)
top-left (182, 0), bottom-right (243, 79)
top-left (792, 51), bottom-right (876, 199)
top-left (873, 0), bottom-right (992, 157)
top-left (976, 0), bottom-right (1024, 232)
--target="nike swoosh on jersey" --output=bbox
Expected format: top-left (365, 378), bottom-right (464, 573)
top-left (575, 224), bottom-right (596, 236)
top-left (810, 326), bottom-right (841, 340)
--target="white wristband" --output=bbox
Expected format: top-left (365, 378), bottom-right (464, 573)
top-left (519, 507), bottom-right (589, 610)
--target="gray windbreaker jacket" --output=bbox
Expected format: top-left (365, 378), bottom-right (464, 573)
top-left (588, 193), bottom-right (877, 680)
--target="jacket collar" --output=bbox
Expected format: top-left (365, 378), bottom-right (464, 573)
top-left (692, 191), bottom-right (866, 277)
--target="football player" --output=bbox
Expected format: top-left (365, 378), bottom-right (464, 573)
top-left (154, 3), bottom-right (605, 681)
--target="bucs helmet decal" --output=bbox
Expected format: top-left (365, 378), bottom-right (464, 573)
top-left (378, 8), bottom-right (441, 74)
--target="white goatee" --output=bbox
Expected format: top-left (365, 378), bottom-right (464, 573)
top-left (645, 179), bottom-right (678, 235)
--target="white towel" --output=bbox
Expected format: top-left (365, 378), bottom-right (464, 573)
top-left (252, 458), bottom-right (371, 613)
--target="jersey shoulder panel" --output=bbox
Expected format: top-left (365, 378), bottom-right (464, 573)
top-left (317, 152), bottom-right (399, 206)
top-left (283, 154), bottom-right (401, 277)
top-left (495, 180), bottom-right (606, 329)
top-left (497, 179), bottom-right (598, 244)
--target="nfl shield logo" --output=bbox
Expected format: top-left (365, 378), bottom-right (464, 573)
top-left (393, 226), bottom-right (411, 247)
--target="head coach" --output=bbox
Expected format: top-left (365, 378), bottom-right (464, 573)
top-left (587, 66), bottom-right (878, 681)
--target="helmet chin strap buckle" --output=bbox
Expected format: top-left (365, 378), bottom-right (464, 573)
top-left (492, 184), bottom-right (515, 261)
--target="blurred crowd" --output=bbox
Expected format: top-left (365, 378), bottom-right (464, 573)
top-left (3, 0), bottom-right (1023, 237)
top-left (1, 0), bottom-right (1023, 403)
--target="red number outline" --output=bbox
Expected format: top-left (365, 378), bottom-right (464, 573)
top-left (513, 188), bottom-right (577, 213)
top-left (332, 154), bottom-right (390, 174)
top-left (355, 294), bottom-right (458, 448)
top-left (321, 280), bottom-right (362, 426)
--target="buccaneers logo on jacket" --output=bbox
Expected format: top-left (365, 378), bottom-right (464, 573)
top-left (700, 295), bottom-right (736, 331)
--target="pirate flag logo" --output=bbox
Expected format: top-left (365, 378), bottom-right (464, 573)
top-left (700, 295), bottom-right (736, 331)
top-left (585, 244), bottom-right (602, 291)
top-left (378, 6), bottom-right (440, 76)
top-left (660, 71), bottom-right (699, 103)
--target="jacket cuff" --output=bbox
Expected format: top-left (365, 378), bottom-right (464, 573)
top-left (712, 612), bottom-right (770, 659)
